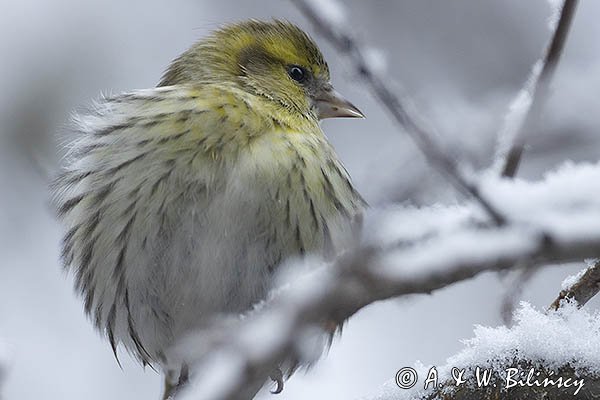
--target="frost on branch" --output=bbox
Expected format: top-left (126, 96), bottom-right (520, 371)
top-left (493, 60), bottom-right (542, 171)
top-left (367, 303), bottom-right (600, 400)
top-left (497, 0), bottom-right (578, 177)
top-left (495, 1), bottom-right (576, 169)
top-left (550, 259), bottom-right (600, 310)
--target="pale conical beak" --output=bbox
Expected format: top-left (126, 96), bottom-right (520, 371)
top-left (314, 86), bottom-right (365, 120)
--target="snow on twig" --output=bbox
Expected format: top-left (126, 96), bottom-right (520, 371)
top-left (550, 259), bottom-right (600, 310)
top-left (499, 0), bottom-right (579, 177)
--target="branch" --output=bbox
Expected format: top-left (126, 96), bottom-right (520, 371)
top-left (549, 260), bottom-right (600, 310)
top-left (368, 301), bottom-right (600, 400)
top-left (500, 264), bottom-right (539, 324)
top-left (180, 231), bottom-right (600, 400)
top-left (500, 0), bottom-right (579, 177)
top-left (496, 0), bottom-right (580, 320)
top-left (292, 0), bottom-right (506, 226)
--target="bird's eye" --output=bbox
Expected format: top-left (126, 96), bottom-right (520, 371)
top-left (288, 66), bottom-right (307, 83)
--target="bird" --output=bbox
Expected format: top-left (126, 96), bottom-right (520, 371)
top-left (52, 19), bottom-right (365, 399)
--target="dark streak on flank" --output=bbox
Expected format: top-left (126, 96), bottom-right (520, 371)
top-left (125, 289), bottom-right (153, 363)
top-left (79, 240), bottom-right (95, 281)
top-left (78, 210), bottom-right (102, 299)
top-left (119, 212), bottom-right (137, 242)
top-left (297, 154), bottom-right (307, 168)
top-left (196, 136), bottom-right (208, 148)
top-left (106, 303), bottom-right (122, 368)
top-left (187, 149), bottom-right (202, 169)
top-left (91, 181), bottom-right (118, 208)
top-left (83, 210), bottom-right (101, 239)
top-left (94, 107), bottom-right (202, 137)
top-left (61, 224), bottom-right (80, 266)
top-left (95, 117), bottom-right (143, 136)
top-left (61, 171), bottom-right (93, 187)
top-left (321, 217), bottom-right (335, 260)
top-left (94, 302), bottom-right (103, 329)
top-left (83, 278), bottom-right (96, 315)
top-left (111, 208), bottom-right (135, 325)
top-left (332, 197), bottom-right (348, 218)
top-left (96, 123), bottom-right (133, 137)
top-left (157, 129), bottom-right (190, 145)
top-left (150, 169), bottom-right (173, 197)
top-left (112, 94), bottom-right (160, 103)
top-left (106, 152), bottom-right (148, 175)
top-left (150, 304), bottom-right (173, 327)
top-left (300, 175), bottom-right (309, 200)
top-left (295, 224), bottom-right (305, 255)
top-left (172, 180), bottom-right (198, 205)
top-left (113, 259), bottom-right (126, 293)
top-left (286, 172), bottom-right (292, 191)
top-left (137, 139), bottom-right (152, 148)
top-left (321, 167), bottom-right (349, 218)
top-left (284, 198), bottom-right (291, 226)
top-left (58, 193), bottom-right (85, 217)
top-left (336, 166), bottom-right (367, 207)
top-left (141, 119), bottom-right (161, 129)
top-left (74, 142), bottom-right (108, 157)
top-left (152, 112), bottom-right (171, 120)
top-left (112, 247), bottom-right (127, 285)
top-left (122, 201), bottom-right (137, 218)
top-left (308, 199), bottom-right (318, 229)
top-left (79, 241), bottom-right (99, 312)
top-left (128, 182), bottom-right (144, 200)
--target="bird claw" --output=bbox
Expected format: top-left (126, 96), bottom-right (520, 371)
top-left (270, 368), bottom-right (284, 394)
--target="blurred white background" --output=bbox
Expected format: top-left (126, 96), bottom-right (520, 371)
top-left (1, 1), bottom-right (599, 399)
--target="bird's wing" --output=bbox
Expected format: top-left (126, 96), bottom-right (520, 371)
top-left (51, 83), bottom-right (255, 365)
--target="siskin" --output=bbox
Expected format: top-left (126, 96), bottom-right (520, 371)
top-left (52, 19), bottom-right (365, 399)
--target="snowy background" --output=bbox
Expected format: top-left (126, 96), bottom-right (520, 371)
top-left (1, 1), bottom-right (599, 399)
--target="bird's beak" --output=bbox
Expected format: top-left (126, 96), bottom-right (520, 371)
top-left (314, 86), bottom-right (365, 119)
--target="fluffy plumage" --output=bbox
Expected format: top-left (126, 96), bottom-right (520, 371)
top-left (52, 19), bottom-right (364, 398)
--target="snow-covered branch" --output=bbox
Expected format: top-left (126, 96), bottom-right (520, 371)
top-left (368, 303), bottom-right (600, 400)
top-left (550, 259), bottom-right (600, 310)
top-left (498, 0), bottom-right (579, 177)
top-left (180, 161), bottom-right (600, 400)
top-left (493, 0), bottom-right (580, 323)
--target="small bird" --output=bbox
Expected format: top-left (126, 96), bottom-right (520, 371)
top-left (52, 19), bottom-right (365, 399)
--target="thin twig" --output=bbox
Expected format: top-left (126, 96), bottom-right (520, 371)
top-left (292, 0), bottom-right (506, 226)
top-left (500, 264), bottom-right (540, 325)
top-left (497, 0), bottom-right (579, 318)
top-left (549, 260), bottom-right (600, 310)
top-left (501, 0), bottom-right (579, 177)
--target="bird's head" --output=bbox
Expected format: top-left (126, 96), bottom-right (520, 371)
top-left (160, 19), bottom-right (363, 121)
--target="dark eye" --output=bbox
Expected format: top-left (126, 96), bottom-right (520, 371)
top-left (288, 65), bottom-right (307, 83)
